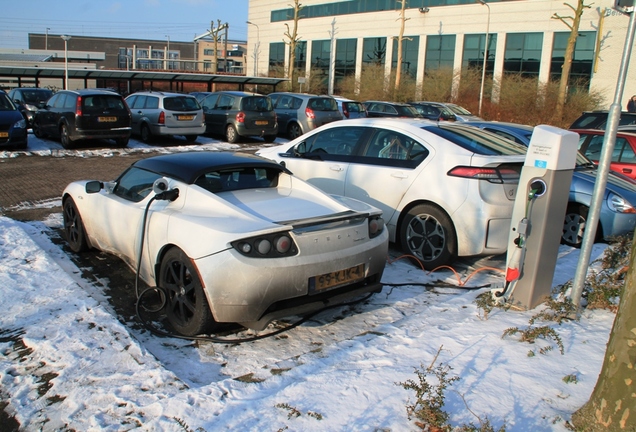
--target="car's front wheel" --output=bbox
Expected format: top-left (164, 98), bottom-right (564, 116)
top-left (63, 197), bottom-right (88, 253)
top-left (562, 203), bottom-right (598, 247)
top-left (400, 204), bottom-right (457, 270)
top-left (287, 123), bottom-right (302, 140)
top-left (32, 118), bottom-right (46, 138)
top-left (159, 248), bottom-right (217, 336)
top-left (226, 124), bottom-right (240, 143)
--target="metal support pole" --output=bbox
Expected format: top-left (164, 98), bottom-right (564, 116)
top-left (478, 0), bottom-right (490, 117)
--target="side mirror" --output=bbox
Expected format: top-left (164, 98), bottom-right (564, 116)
top-left (85, 181), bottom-right (103, 194)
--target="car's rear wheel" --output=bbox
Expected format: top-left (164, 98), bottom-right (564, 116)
top-left (226, 124), bottom-right (240, 143)
top-left (114, 137), bottom-right (129, 148)
top-left (400, 204), bottom-right (456, 270)
top-left (63, 197), bottom-right (88, 253)
top-left (159, 248), bottom-right (217, 336)
top-left (32, 118), bottom-right (46, 138)
top-left (287, 123), bottom-right (302, 140)
top-left (140, 124), bottom-right (153, 143)
top-left (60, 123), bottom-right (73, 149)
top-left (562, 203), bottom-right (598, 247)
top-left (185, 135), bottom-right (198, 142)
top-left (263, 135), bottom-right (277, 143)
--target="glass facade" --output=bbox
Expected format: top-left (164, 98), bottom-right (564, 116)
top-left (312, 39), bottom-right (332, 71)
top-left (462, 33), bottom-right (497, 72)
top-left (392, 36), bottom-right (420, 78)
top-left (362, 37), bottom-right (387, 66)
top-left (294, 41), bottom-right (307, 70)
top-left (335, 38), bottom-right (357, 86)
top-left (503, 32), bottom-right (543, 76)
top-left (550, 31), bottom-right (595, 88)
top-left (269, 42), bottom-right (285, 71)
top-left (425, 35), bottom-right (456, 72)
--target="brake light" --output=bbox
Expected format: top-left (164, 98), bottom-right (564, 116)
top-left (76, 96), bottom-right (82, 116)
top-left (447, 166), bottom-right (520, 183)
top-left (305, 107), bottom-right (315, 119)
top-left (343, 103), bottom-right (350, 118)
top-left (236, 111), bottom-right (246, 123)
top-left (158, 111), bottom-right (165, 125)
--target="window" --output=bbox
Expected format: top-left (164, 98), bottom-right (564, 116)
top-left (363, 37), bottom-right (387, 67)
top-left (195, 168), bottom-right (280, 193)
top-left (201, 94), bottom-right (219, 110)
top-left (504, 33), bottom-right (543, 77)
top-left (294, 41), bottom-right (307, 70)
top-left (298, 126), bottom-right (367, 158)
top-left (269, 42), bottom-right (285, 71)
top-left (462, 33), bottom-right (497, 73)
top-left (114, 167), bottom-right (162, 202)
top-left (362, 129), bottom-right (429, 167)
top-left (550, 31), bottom-right (595, 90)
top-left (392, 36), bottom-right (420, 78)
top-left (335, 38), bottom-right (357, 87)
top-left (425, 35), bottom-right (456, 72)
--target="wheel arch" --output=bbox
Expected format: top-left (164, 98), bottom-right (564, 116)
top-left (61, 192), bottom-right (95, 250)
top-left (395, 199), bottom-right (458, 250)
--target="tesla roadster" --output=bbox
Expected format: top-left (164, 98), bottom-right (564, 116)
top-left (62, 151), bottom-right (388, 336)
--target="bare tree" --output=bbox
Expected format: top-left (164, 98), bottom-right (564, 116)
top-left (394, 0), bottom-right (410, 94)
top-left (571, 235), bottom-right (636, 430)
top-left (209, 20), bottom-right (228, 74)
top-left (284, 0), bottom-right (303, 91)
top-left (551, 1), bottom-right (591, 121)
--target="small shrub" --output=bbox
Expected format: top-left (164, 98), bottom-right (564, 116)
top-left (562, 373), bottom-right (578, 384)
top-left (502, 326), bottom-right (565, 355)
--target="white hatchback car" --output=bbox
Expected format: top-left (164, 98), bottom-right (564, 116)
top-left (257, 118), bottom-right (527, 269)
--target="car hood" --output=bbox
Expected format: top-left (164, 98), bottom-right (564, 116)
top-left (0, 109), bottom-right (23, 127)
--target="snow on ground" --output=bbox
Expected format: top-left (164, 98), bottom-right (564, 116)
top-left (0, 133), bottom-right (617, 431)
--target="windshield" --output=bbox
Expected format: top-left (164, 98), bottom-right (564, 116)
top-left (22, 89), bottom-right (53, 104)
top-left (447, 104), bottom-right (473, 115)
top-left (0, 93), bottom-right (17, 111)
top-left (423, 124), bottom-right (527, 155)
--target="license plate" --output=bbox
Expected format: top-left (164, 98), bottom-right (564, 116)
top-left (178, 115), bottom-right (195, 121)
top-left (255, 120), bottom-right (269, 125)
top-left (310, 264), bottom-right (365, 292)
top-left (0, 132), bottom-right (8, 138)
top-left (98, 117), bottom-right (117, 122)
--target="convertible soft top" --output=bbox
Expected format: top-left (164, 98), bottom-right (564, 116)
top-left (133, 151), bottom-right (291, 184)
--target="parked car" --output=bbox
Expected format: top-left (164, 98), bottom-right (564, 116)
top-left (125, 91), bottom-right (205, 143)
top-left (363, 101), bottom-right (422, 118)
top-left (569, 110), bottom-right (636, 131)
top-left (411, 101), bottom-right (482, 122)
top-left (195, 91), bottom-right (278, 143)
top-left (269, 92), bottom-right (342, 139)
top-left (62, 151), bottom-right (388, 336)
top-left (332, 96), bottom-right (367, 119)
top-left (32, 89), bottom-right (131, 149)
top-left (257, 118), bottom-right (528, 269)
top-left (408, 101), bottom-right (457, 122)
top-left (7, 87), bottom-right (53, 127)
top-left (572, 128), bottom-right (636, 180)
top-left (463, 121), bottom-right (636, 246)
top-left (0, 90), bottom-right (28, 150)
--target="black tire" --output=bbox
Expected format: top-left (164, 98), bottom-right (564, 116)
top-left (159, 248), bottom-right (217, 336)
top-left (115, 137), bottom-right (129, 148)
top-left (263, 135), bottom-right (277, 143)
top-left (32, 118), bottom-right (46, 138)
top-left (562, 203), bottom-right (598, 247)
top-left (60, 123), bottom-right (73, 149)
top-left (399, 204), bottom-right (457, 270)
top-left (287, 123), bottom-right (302, 140)
top-left (185, 135), bottom-right (198, 142)
top-left (140, 124), bottom-right (153, 143)
top-left (226, 124), bottom-right (240, 143)
top-left (63, 197), bottom-right (88, 253)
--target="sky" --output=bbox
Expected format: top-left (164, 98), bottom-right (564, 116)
top-left (0, 0), bottom-right (249, 49)
top-left (0, 134), bottom-right (620, 431)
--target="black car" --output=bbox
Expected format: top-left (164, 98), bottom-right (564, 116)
top-left (363, 101), bottom-right (422, 118)
top-left (196, 91), bottom-right (278, 143)
top-left (570, 110), bottom-right (636, 131)
top-left (32, 89), bottom-right (132, 149)
top-left (408, 101), bottom-right (457, 122)
top-left (7, 87), bottom-right (53, 127)
top-left (0, 90), bottom-right (28, 150)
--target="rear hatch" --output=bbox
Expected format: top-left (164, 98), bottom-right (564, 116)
top-left (240, 96), bottom-right (277, 130)
top-left (163, 96), bottom-right (203, 129)
top-left (307, 97), bottom-right (343, 126)
top-left (80, 94), bottom-right (131, 131)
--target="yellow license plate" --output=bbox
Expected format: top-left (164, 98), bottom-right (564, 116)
top-left (311, 264), bottom-right (365, 292)
top-left (98, 117), bottom-right (117, 122)
top-left (0, 132), bottom-right (8, 138)
top-left (178, 115), bottom-right (195, 121)
top-left (255, 120), bottom-right (269, 125)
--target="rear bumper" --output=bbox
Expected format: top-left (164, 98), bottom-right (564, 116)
top-left (151, 124), bottom-right (206, 136)
top-left (236, 122), bottom-right (278, 137)
top-left (73, 127), bottom-right (131, 141)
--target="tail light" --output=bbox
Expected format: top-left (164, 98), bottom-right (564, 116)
top-left (158, 111), bottom-right (165, 125)
top-left (305, 107), bottom-right (315, 119)
top-left (447, 165), bottom-right (520, 184)
top-left (343, 103), bottom-right (350, 118)
top-left (232, 232), bottom-right (298, 258)
top-left (236, 111), bottom-right (246, 123)
top-left (75, 96), bottom-right (82, 116)
top-left (368, 216), bottom-right (385, 238)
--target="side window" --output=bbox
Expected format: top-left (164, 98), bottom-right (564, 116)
top-left (305, 126), bottom-right (367, 156)
top-left (384, 105), bottom-right (398, 115)
top-left (217, 95), bottom-right (233, 110)
top-left (584, 135), bottom-right (603, 160)
top-left (126, 95), bottom-right (137, 107)
top-left (52, 94), bottom-right (67, 108)
top-left (201, 94), bottom-right (219, 110)
top-left (619, 140), bottom-right (636, 163)
top-left (46, 94), bottom-right (59, 107)
top-left (145, 96), bottom-right (159, 109)
top-left (131, 96), bottom-right (146, 109)
top-left (362, 129), bottom-right (429, 167)
top-left (291, 97), bottom-right (303, 109)
top-left (113, 167), bottom-right (162, 202)
top-left (63, 94), bottom-right (76, 109)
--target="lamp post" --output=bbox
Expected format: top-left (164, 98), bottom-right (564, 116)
top-left (61, 35), bottom-right (71, 89)
top-left (478, 0), bottom-right (490, 117)
top-left (165, 35), bottom-right (170, 69)
top-left (246, 21), bottom-right (260, 76)
top-left (45, 27), bottom-right (50, 50)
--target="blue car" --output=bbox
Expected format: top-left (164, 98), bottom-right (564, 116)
top-left (0, 90), bottom-right (28, 150)
top-left (463, 121), bottom-right (636, 247)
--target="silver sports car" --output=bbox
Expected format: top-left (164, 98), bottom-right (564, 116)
top-left (62, 151), bottom-right (388, 336)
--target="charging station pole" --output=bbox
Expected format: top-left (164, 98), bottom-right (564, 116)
top-left (503, 125), bottom-right (579, 309)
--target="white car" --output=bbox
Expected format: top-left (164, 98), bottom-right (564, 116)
top-left (257, 118), bottom-right (527, 269)
top-left (62, 151), bottom-right (388, 336)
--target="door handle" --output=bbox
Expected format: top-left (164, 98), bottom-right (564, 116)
top-left (391, 172), bottom-right (408, 179)
top-left (623, 168), bottom-right (632, 173)
top-left (329, 165), bottom-right (344, 172)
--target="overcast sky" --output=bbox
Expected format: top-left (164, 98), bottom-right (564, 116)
top-left (0, 0), bottom-right (249, 49)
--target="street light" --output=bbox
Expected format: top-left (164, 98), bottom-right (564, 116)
top-left (61, 35), bottom-right (71, 89)
top-left (45, 28), bottom-right (50, 50)
top-left (478, 0), bottom-right (490, 117)
top-left (246, 21), bottom-right (260, 76)
top-left (165, 35), bottom-right (170, 69)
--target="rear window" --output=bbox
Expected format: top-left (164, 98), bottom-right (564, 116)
top-left (570, 112), bottom-right (636, 130)
top-left (395, 105), bottom-right (421, 117)
top-left (308, 97), bottom-right (338, 111)
top-left (194, 167), bottom-right (280, 193)
top-left (423, 125), bottom-right (527, 155)
top-left (83, 95), bottom-right (126, 112)
top-left (241, 96), bottom-right (273, 112)
top-left (163, 96), bottom-right (201, 112)
top-left (344, 102), bottom-right (364, 113)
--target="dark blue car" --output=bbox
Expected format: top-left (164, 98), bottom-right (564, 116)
top-left (463, 121), bottom-right (636, 247)
top-left (0, 90), bottom-right (28, 150)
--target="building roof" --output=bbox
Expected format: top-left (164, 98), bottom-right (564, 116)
top-left (0, 53), bottom-right (53, 62)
